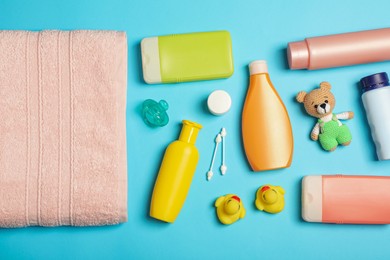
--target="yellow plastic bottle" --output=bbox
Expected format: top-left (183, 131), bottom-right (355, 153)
top-left (150, 120), bottom-right (202, 223)
top-left (242, 60), bottom-right (293, 171)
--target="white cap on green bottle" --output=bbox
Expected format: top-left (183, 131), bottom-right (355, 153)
top-left (141, 37), bottom-right (162, 84)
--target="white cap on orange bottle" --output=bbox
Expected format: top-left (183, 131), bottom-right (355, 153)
top-left (249, 60), bottom-right (268, 75)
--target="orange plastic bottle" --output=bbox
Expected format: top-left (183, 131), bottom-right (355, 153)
top-left (242, 60), bottom-right (293, 171)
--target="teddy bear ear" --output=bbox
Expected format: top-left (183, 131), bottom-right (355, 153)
top-left (320, 81), bottom-right (332, 90)
top-left (296, 91), bottom-right (307, 103)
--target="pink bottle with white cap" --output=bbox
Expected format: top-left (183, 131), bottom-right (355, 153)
top-left (288, 28), bottom-right (390, 70)
top-left (302, 175), bottom-right (390, 224)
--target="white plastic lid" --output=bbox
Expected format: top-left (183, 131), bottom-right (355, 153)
top-left (141, 37), bottom-right (162, 84)
top-left (249, 60), bottom-right (268, 75)
top-left (301, 176), bottom-right (323, 223)
top-left (207, 90), bottom-right (232, 116)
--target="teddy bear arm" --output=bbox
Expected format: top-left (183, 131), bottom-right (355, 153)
top-left (336, 112), bottom-right (353, 120)
top-left (348, 111), bottom-right (354, 119)
top-left (311, 123), bottom-right (320, 141)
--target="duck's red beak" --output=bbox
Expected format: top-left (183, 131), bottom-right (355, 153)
top-left (261, 186), bottom-right (270, 193)
top-left (231, 196), bottom-right (240, 202)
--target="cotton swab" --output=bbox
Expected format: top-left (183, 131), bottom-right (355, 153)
top-left (220, 128), bottom-right (227, 175)
top-left (207, 133), bottom-right (222, 181)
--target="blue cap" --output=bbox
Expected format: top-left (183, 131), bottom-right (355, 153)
top-left (360, 72), bottom-right (389, 93)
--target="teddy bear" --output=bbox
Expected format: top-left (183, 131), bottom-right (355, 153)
top-left (296, 82), bottom-right (353, 152)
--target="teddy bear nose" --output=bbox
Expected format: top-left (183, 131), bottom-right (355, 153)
top-left (320, 103), bottom-right (326, 109)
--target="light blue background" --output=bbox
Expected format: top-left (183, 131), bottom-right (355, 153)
top-left (1, 0), bottom-right (390, 259)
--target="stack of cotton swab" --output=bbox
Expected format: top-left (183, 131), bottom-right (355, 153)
top-left (207, 128), bottom-right (227, 181)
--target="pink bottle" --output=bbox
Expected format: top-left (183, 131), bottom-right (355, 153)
top-left (288, 28), bottom-right (390, 70)
top-left (302, 175), bottom-right (390, 224)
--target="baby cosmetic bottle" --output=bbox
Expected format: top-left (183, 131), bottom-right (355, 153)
top-left (361, 72), bottom-right (390, 160)
top-left (150, 120), bottom-right (202, 222)
top-left (288, 28), bottom-right (390, 70)
top-left (242, 60), bottom-right (293, 171)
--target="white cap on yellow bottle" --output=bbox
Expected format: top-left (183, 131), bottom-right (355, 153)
top-left (249, 60), bottom-right (268, 75)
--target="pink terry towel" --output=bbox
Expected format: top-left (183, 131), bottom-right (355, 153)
top-left (0, 30), bottom-right (128, 227)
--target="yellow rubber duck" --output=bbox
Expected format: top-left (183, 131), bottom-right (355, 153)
top-left (255, 185), bottom-right (285, 214)
top-left (215, 194), bottom-right (246, 225)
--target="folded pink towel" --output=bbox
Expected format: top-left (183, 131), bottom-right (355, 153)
top-left (0, 30), bottom-right (128, 227)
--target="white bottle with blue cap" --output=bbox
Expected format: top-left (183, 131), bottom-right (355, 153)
top-left (361, 72), bottom-right (390, 160)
